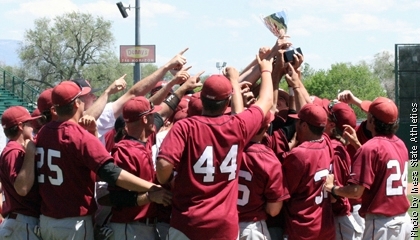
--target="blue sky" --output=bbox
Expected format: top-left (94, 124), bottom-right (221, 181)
top-left (0, 0), bottom-right (419, 75)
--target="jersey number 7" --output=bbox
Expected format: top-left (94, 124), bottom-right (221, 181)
top-left (193, 145), bottom-right (238, 183)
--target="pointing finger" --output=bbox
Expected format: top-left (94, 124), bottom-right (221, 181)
top-left (195, 71), bottom-right (205, 77)
top-left (179, 47), bottom-right (189, 55)
top-left (183, 66), bottom-right (192, 71)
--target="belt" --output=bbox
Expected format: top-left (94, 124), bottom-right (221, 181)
top-left (7, 213), bottom-right (18, 219)
top-left (138, 217), bottom-right (157, 225)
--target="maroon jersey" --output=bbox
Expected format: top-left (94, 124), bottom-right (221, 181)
top-left (158, 105), bottom-right (264, 240)
top-left (261, 128), bottom-right (289, 163)
top-left (0, 141), bottom-right (41, 217)
top-left (35, 121), bottom-right (112, 218)
top-left (330, 139), bottom-right (352, 216)
top-left (109, 137), bottom-right (156, 222)
top-left (348, 135), bottom-right (410, 218)
top-left (238, 142), bottom-right (289, 222)
top-left (282, 134), bottom-right (335, 240)
top-left (104, 129), bottom-right (116, 153)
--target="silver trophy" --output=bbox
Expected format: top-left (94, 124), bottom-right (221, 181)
top-left (261, 11), bottom-right (288, 38)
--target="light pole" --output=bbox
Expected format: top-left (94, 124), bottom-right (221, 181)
top-left (117, 1), bottom-right (141, 84)
top-left (216, 62), bottom-right (226, 74)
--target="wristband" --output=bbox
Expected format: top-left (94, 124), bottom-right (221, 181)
top-left (163, 93), bottom-right (181, 111)
top-left (288, 87), bottom-right (294, 96)
top-left (261, 70), bottom-right (272, 74)
top-left (331, 185), bottom-right (339, 199)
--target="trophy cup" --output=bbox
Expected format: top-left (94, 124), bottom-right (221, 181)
top-left (261, 11), bottom-right (288, 38)
top-left (262, 11), bottom-right (303, 63)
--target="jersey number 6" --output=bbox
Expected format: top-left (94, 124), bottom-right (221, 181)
top-left (193, 145), bottom-right (238, 182)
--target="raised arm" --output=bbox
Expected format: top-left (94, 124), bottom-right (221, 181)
top-left (112, 48), bottom-right (189, 118)
top-left (84, 74), bottom-right (127, 120)
top-left (253, 54), bottom-right (274, 115)
top-left (157, 71), bottom-right (204, 121)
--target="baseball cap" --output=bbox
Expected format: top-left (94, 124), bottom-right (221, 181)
top-left (123, 96), bottom-right (162, 122)
top-left (2, 106), bottom-right (42, 129)
top-left (289, 103), bottom-right (327, 127)
top-left (188, 92), bottom-right (203, 117)
top-left (37, 88), bottom-right (53, 113)
top-left (310, 96), bottom-right (323, 106)
top-left (201, 75), bottom-right (232, 100)
top-left (323, 100), bottom-right (357, 131)
top-left (52, 81), bottom-right (91, 107)
top-left (71, 79), bottom-right (101, 94)
top-left (31, 108), bottom-right (43, 131)
top-left (150, 81), bottom-right (172, 96)
top-left (361, 97), bottom-right (398, 124)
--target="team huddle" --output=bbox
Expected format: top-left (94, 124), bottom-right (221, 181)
top-left (0, 37), bottom-right (414, 240)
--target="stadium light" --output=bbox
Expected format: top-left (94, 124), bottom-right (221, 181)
top-left (116, 2), bottom-right (129, 18)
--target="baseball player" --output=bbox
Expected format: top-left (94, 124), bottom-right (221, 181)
top-left (34, 81), bottom-right (170, 239)
top-left (325, 97), bottom-right (413, 240)
top-left (156, 56), bottom-right (274, 240)
top-left (283, 103), bottom-right (336, 240)
top-left (0, 106), bottom-right (42, 239)
top-left (238, 111), bottom-right (290, 240)
top-left (106, 70), bottom-right (198, 240)
top-left (323, 100), bottom-right (362, 239)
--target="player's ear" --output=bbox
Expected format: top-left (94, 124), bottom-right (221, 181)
top-left (141, 115), bottom-right (148, 124)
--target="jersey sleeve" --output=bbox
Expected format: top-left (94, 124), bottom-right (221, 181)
top-left (347, 146), bottom-right (376, 189)
top-left (157, 121), bottom-right (187, 169)
top-left (236, 105), bottom-right (264, 144)
top-left (97, 102), bottom-right (116, 144)
top-left (74, 127), bottom-right (113, 174)
top-left (282, 151), bottom-right (305, 196)
top-left (2, 147), bottom-right (24, 184)
top-left (263, 153), bottom-right (290, 202)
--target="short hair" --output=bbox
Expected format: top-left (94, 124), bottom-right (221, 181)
top-left (372, 116), bottom-right (398, 136)
top-left (41, 110), bottom-right (52, 123)
top-left (306, 122), bottom-right (325, 136)
top-left (4, 125), bottom-right (20, 139)
top-left (330, 127), bottom-right (346, 145)
top-left (200, 97), bottom-right (230, 115)
top-left (55, 99), bottom-right (77, 116)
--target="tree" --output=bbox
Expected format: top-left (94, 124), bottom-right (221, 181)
top-left (19, 12), bottom-right (114, 86)
top-left (304, 62), bottom-right (386, 118)
top-left (371, 51), bottom-right (395, 101)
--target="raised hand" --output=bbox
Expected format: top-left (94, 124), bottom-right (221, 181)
top-left (180, 71), bottom-right (204, 91)
top-left (223, 67), bottom-right (239, 82)
top-left (256, 54), bottom-right (273, 73)
top-left (79, 115), bottom-right (97, 134)
top-left (284, 62), bottom-right (300, 88)
top-left (109, 74), bottom-right (127, 95)
top-left (337, 90), bottom-right (357, 104)
top-left (167, 48), bottom-right (189, 71)
top-left (173, 66), bottom-right (192, 85)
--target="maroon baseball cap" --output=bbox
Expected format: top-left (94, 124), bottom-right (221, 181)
top-left (323, 100), bottom-right (357, 131)
top-left (201, 75), bottom-right (232, 100)
top-left (123, 96), bottom-right (162, 122)
top-left (310, 96), bottom-right (323, 106)
top-left (52, 81), bottom-right (91, 107)
top-left (188, 92), bottom-right (203, 117)
top-left (72, 79), bottom-right (100, 93)
top-left (2, 106), bottom-right (42, 129)
top-left (278, 88), bottom-right (289, 106)
top-left (37, 88), bottom-right (53, 113)
top-left (289, 103), bottom-right (327, 127)
top-left (361, 97), bottom-right (398, 124)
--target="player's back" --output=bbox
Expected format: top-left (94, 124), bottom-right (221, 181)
top-left (158, 105), bottom-right (264, 240)
top-left (352, 135), bottom-right (410, 217)
top-left (35, 121), bottom-right (111, 219)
